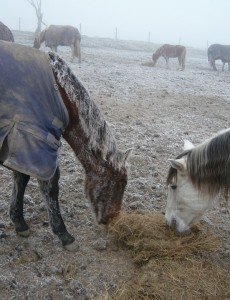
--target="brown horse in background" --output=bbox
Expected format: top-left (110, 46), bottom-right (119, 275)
top-left (0, 21), bottom-right (14, 42)
top-left (33, 25), bottom-right (81, 63)
top-left (152, 44), bottom-right (186, 70)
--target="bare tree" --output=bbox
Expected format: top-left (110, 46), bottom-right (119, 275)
top-left (27, 0), bottom-right (45, 37)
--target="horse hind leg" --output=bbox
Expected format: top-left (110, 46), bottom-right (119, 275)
top-left (38, 167), bottom-right (77, 251)
top-left (10, 171), bottom-right (30, 237)
top-left (70, 44), bottom-right (75, 62)
top-left (181, 58), bottom-right (185, 71)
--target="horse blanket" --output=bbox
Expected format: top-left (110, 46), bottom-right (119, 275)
top-left (0, 41), bottom-right (69, 180)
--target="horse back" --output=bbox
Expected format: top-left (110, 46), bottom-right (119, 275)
top-left (45, 25), bottom-right (81, 47)
top-left (208, 44), bottom-right (230, 62)
top-left (162, 44), bottom-right (186, 58)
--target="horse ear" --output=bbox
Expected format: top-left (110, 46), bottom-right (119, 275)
top-left (168, 158), bottom-right (186, 171)
top-left (183, 140), bottom-right (194, 151)
top-left (123, 148), bottom-right (133, 162)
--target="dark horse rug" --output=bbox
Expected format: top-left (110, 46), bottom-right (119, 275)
top-left (0, 41), bottom-right (69, 180)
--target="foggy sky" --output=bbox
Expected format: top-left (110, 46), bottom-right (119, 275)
top-left (1, 0), bottom-right (230, 49)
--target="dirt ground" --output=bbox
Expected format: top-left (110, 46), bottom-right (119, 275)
top-left (0, 31), bottom-right (229, 299)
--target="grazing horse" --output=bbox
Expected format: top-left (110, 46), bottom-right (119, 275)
top-left (0, 41), bottom-right (131, 251)
top-left (166, 129), bottom-right (230, 233)
top-left (152, 44), bottom-right (186, 70)
top-left (33, 25), bottom-right (81, 63)
top-left (207, 44), bottom-right (230, 71)
top-left (0, 21), bottom-right (14, 42)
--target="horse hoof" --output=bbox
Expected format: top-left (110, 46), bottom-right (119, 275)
top-left (17, 229), bottom-right (30, 237)
top-left (63, 240), bottom-right (79, 252)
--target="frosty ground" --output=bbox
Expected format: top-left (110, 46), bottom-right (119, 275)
top-left (0, 32), bottom-right (229, 299)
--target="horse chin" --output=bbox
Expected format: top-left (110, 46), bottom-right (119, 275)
top-left (95, 204), bottom-right (121, 225)
top-left (166, 215), bottom-right (190, 234)
top-left (97, 210), bottom-right (120, 225)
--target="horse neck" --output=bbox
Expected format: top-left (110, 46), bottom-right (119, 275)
top-left (59, 87), bottom-right (114, 172)
top-left (63, 125), bottom-right (96, 170)
top-left (153, 48), bottom-right (163, 61)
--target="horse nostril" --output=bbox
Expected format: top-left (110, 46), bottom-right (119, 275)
top-left (98, 218), bottom-right (108, 225)
top-left (171, 219), bottom-right (177, 230)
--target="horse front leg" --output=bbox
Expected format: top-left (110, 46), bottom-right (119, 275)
top-left (38, 167), bottom-right (77, 251)
top-left (10, 171), bottom-right (30, 237)
top-left (212, 59), bottom-right (217, 71)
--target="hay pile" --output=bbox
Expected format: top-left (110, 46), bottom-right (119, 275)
top-left (106, 212), bottom-right (230, 300)
top-left (109, 212), bottom-right (220, 264)
top-left (141, 60), bottom-right (155, 67)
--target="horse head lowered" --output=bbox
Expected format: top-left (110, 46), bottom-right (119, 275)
top-left (166, 130), bottom-right (230, 233)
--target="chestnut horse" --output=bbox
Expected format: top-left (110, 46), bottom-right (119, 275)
top-left (33, 25), bottom-right (81, 63)
top-left (166, 129), bottom-right (230, 233)
top-left (0, 41), bottom-right (131, 251)
top-left (152, 44), bottom-right (186, 70)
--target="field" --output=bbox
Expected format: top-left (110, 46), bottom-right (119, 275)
top-left (0, 31), bottom-right (229, 299)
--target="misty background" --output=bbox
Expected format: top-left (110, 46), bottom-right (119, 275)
top-left (1, 0), bottom-right (230, 49)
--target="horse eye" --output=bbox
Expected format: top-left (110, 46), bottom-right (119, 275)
top-left (171, 184), bottom-right (177, 190)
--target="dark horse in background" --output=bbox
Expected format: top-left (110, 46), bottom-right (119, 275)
top-left (33, 25), bottom-right (81, 63)
top-left (0, 41), bottom-right (131, 251)
top-left (207, 44), bottom-right (230, 71)
top-left (152, 44), bottom-right (186, 70)
top-left (0, 21), bottom-right (14, 42)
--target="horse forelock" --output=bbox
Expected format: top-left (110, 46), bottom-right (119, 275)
top-left (48, 52), bottom-right (125, 170)
top-left (187, 130), bottom-right (230, 197)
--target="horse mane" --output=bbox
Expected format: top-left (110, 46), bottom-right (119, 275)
top-left (187, 130), bottom-right (230, 197)
top-left (167, 130), bottom-right (230, 198)
top-left (48, 52), bottom-right (125, 169)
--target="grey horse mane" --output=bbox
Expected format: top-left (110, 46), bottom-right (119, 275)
top-left (48, 52), bottom-right (124, 169)
top-left (167, 129), bottom-right (230, 198)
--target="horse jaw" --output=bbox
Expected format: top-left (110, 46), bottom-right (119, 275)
top-left (166, 164), bottom-right (214, 233)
